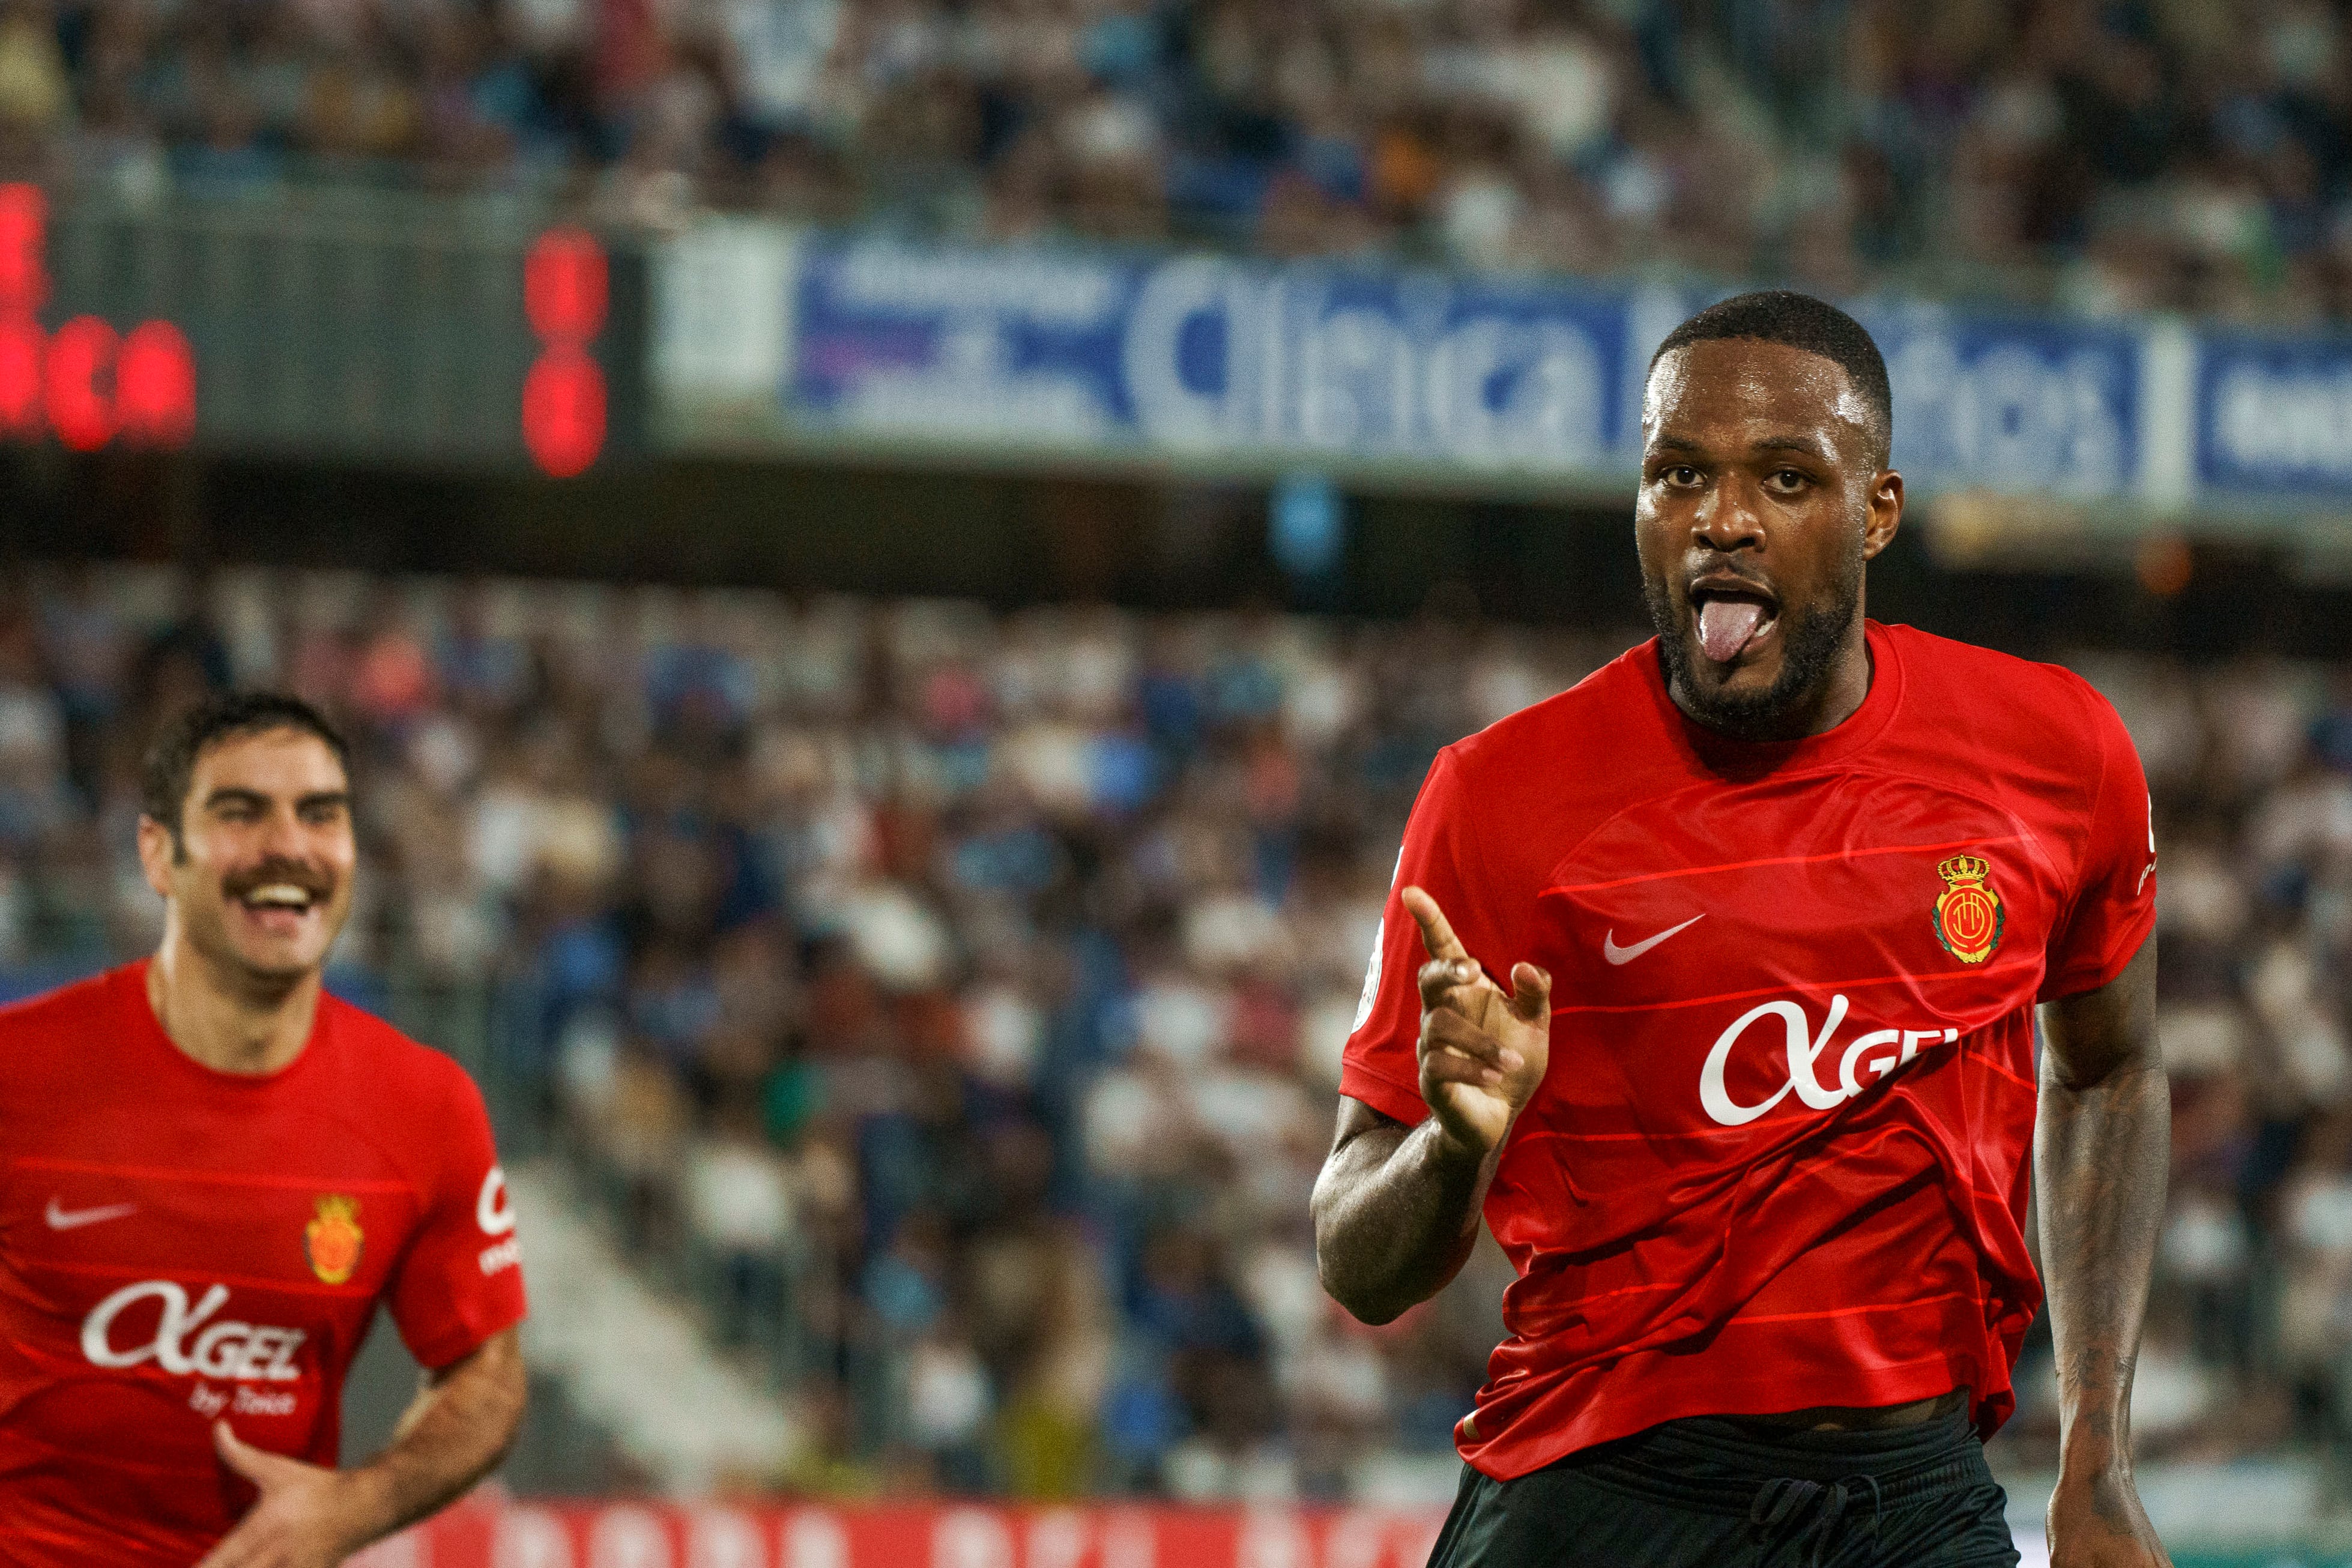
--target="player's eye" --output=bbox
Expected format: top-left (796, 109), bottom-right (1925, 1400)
top-left (1767, 468), bottom-right (1807, 490)
top-left (1661, 465), bottom-right (1702, 487)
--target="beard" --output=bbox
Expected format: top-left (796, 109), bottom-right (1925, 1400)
top-left (1644, 541), bottom-right (1864, 741)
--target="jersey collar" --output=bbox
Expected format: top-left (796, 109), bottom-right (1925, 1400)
top-left (1639, 619), bottom-right (1906, 778)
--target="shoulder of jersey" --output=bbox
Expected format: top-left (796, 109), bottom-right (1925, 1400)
top-left (1447, 641), bottom-right (1657, 779)
top-left (1879, 623), bottom-right (2120, 754)
top-left (320, 990), bottom-right (483, 1108)
top-left (0, 964), bottom-right (124, 1051)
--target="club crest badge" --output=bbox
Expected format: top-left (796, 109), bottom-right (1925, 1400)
top-left (306, 1195), bottom-right (363, 1285)
top-left (1932, 855), bottom-right (2004, 965)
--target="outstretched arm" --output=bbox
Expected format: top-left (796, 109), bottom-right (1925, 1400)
top-left (1312, 887), bottom-right (1550, 1324)
top-left (197, 1325), bottom-right (527, 1568)
top-left (2037, 938), bottom-right (2172, 1568)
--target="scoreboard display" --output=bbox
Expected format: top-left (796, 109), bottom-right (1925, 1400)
top-left (17, 185), bottom-right (642, 474)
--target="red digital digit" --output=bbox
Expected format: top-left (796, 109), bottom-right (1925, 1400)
top-left (45, 315), bottom-right (115, 451)
top-left (524, 227), bottom-right (608, 475)
top-left (525, 228), bottom-right (607, 345)
top-left (0, 184), bottom-right (44, 311)
top-left (0, 313), bottom-right (40, 435)
top-left (522, 344), bottom-right (605, 478)
top-left (115, 319), bottom-right (196, 447)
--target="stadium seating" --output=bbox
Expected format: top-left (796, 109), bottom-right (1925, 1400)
top-left (10, 2), bottom-right (2352, 317)
top-left (1, 561), bottom-right (2344, 1500)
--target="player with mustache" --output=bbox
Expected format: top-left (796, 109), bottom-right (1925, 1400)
top-left (1314, 293), bottom-right (2169, 1567)
top-left (0, 693), bottom-right (527, 1566)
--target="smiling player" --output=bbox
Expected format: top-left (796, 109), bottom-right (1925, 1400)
top-left (0, 693), bottom-right (527, 1566)
top-left (1313, 294), bottom-right (2170, 1567)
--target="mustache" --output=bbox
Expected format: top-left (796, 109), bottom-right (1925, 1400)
top-left (223, 858), bottom-right (337, 900)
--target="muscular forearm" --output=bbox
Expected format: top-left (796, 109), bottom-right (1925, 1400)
top-left (338, 1333), bottom-right (527, 1550)
top-left (2036, 1058), bottom-right (2168, 1482)
top-left (1313, 1112), bottom-right (1498, 1324)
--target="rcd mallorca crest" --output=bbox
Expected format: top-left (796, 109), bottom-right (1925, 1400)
top-left (1932, 855), bottom-right (2004, 964)
top-left (305, 1195), bottom-right (363, 1285)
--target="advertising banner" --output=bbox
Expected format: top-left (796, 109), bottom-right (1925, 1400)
top-left (1861, 305), bottom-right (2140, 501)
top-left (351, 1498), bottom-right (1451, 1568)
top-left (658, 220), bottom-right (2352, 517)
top-left (350, 1500), bottom-right (2352, 1568)
top-left (2195, 332), bottom-right (2352, 498)
top-left (787, 241), bottom-right (1640, 476)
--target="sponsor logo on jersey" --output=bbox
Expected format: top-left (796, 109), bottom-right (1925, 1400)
top-left (80, 1280), bottom-right (306, 1381)
top-left (44, 1196), bottom-right (137, 1230)
top-left (476, 1165), bottom-right (523, 1276)
top-left (1932, 854), bottom-right (2004, 964)
top-left (477, 1166), bottom-right (516, 1236)
top-left (305, 1195), bottom-right (363, 1285)
top-left (1699, 992), bottom-right (1959, 1127)
top-left (1601, 912), bottom-right (1705, 965)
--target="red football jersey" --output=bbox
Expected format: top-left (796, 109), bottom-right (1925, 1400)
top-left (1342, 623), bottom-right (2156, 1480)
top-left (0, 962), bottom-right (528, 1564)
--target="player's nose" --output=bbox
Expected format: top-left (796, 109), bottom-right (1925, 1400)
top-left (1691, 477), bottom-right (1766, 552)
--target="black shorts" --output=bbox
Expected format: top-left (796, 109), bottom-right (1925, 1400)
top-left (1424, 1413), bottom-right (2020, 1568)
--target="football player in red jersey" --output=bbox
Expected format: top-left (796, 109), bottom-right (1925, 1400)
top-left (1314, 292), bottom-right (2170, 1568)
top-left (0, 693), bottom-right (527, 1566)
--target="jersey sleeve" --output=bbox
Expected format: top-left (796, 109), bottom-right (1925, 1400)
top-left (2038, 684), bottom-right (2158, 1003)
top-left (1340, 748), bottom-right (1495, 1127)
top-left (384, 1066), bottom-right (527, 1370)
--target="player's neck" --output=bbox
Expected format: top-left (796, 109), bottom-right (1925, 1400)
top-left (144, 938), bottom-right (324, 1076)
top-left (1782, 634), bottom-right (1874, 740)
top-left (1670, 633), bottom-right (1875, 744)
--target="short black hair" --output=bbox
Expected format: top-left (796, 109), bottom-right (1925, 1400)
top-left (141, 692), bottom-right (351, 841)
top-left (1648, 290), bottom-right (1893, 466)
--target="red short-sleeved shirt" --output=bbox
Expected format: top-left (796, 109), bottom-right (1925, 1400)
top-left (1342, 623), bottom-right (2155, 1481)
top-left (0, 962), bottom-right (528, 1564)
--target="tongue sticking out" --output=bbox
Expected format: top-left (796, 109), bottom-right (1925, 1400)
top-left (1697, 598), bottom-right (1767, 663)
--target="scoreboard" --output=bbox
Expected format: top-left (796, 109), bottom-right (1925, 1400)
top-left (16, 185), bottom-right (642, 474)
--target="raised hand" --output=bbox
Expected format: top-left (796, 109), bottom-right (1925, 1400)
top-left (193, 1422), bottom-right (372, 1568)
top-left (1403, 885), bottom-right (1552, 1159)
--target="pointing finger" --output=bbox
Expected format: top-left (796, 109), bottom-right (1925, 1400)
top-left (1510, 962), bottom-right (1553, 1027)
top-left (1417, 957), bottom-right (1487, 1010)
top-left (1402, 885), bottom-right (1471, 966)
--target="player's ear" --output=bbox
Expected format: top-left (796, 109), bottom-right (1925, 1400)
top-left (135, 813), bottom-right (178, 896)
top-left (1861, 468), bottom-right (1902, 560)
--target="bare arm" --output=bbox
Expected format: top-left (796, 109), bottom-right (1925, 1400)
top-left (1311, 887), bottom-right (1550, 1325)
top-left (1312, 1097), bottom-right (1500, 1324)
top-left (198, 1327), bottom-right (528, 1568)
top-left (2036, 938), bottom-right (2173, 1568)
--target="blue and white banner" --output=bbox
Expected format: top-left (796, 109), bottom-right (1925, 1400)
top-left (1861, 306), bottom-right (2140, 500)
top-left (789, 243), bottom-right (1642, 473)
top-left (655, 223), bottom-right (2352, 513)
top-left (2195, 333), bottom-right (2352, 497)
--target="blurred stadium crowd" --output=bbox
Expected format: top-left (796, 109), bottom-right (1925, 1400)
top-left (4, 0), bottom-right (2352, 316)
top-left (1, 563), bottom-right (2348, 1495)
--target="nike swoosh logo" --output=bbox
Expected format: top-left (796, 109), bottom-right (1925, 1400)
top-left (1602, 914), bottom-right (1705, 965)
top-left (45, 1198), bottom-right (138, 1231)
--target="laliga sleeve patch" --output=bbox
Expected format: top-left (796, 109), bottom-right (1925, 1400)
top-left (1351, 919), bottom-right (1383, 1035)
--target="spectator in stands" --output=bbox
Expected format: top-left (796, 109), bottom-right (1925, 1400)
top-left (3, 560), bottom-right (2350, 1498)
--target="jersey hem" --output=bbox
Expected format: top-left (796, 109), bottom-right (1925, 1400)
top-left (404, 1300), bottom-right (527, 1373)
top-left (1459, 1345), bottom-right (1992, 1483)
top-left (1338, 1058), bottom-right (1429, 1129)
top-left (2036, 905), bottom-right (2156, 1004)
